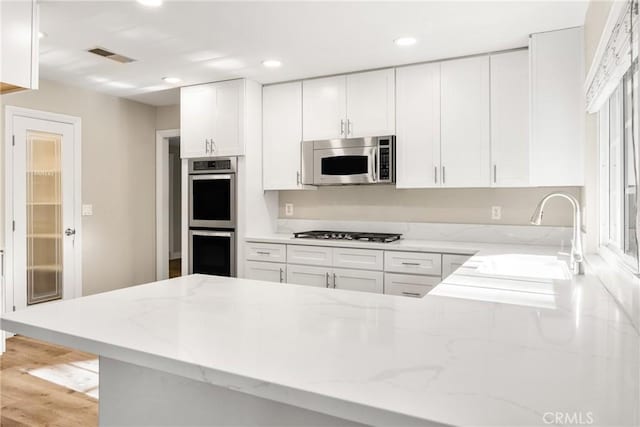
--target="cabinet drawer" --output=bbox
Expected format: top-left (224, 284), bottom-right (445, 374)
top-left (245, 261), bottom-right (285, 283)
top-left (287, 245), bottom-right (332, 266)
top-left (333, 268), bottom-right (383, 294)
top-left (384, 251), bottom-right (442, 275)
top-left (442, 254), bottom-right (472, 279)
top-left (287, 264), bottom-right (330, 288)
top-left (245, 242), bottom-right (286, 263)
top-left (384, 273), bottom-right (439, 298)
top-left (332, 247), bottom-right (383, 271)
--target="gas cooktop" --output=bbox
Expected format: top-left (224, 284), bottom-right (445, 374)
top-left (293, 230), bottom-right (402, 243)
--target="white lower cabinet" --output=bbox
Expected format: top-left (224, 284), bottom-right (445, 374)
top-left (245, 261), bottom-right (285, 283)
top-left (287, 245), bottom-right (333, 267)
top-left (333, 268), bottom-right (384, 294)
top-left (332, 247), bottom-right (383, 271)
top-left (287, 264), bottom-right (331, 288)
top-left (384, 251), bottom-right (442, 276)
top-left (384, 273), bottom-right (440, 298)
top-left (442, 254), bottom-right (472, 279)
top-left (245, 243), bottom-right (286, 263)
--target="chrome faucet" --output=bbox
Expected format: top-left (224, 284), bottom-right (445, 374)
top-left (530, 192), bottom-right (584, 275)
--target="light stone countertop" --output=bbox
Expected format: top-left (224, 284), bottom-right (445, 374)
top-left (1, 239), bottom-right (638, 426)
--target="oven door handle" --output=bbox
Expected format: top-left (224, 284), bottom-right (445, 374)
top-left (191, 231), bottom-right (233, 237)
top-left (190, 174), bottom-right (232, 180)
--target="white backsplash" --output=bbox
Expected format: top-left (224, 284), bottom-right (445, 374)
top-left (277, 219), bottom-right (573, 247)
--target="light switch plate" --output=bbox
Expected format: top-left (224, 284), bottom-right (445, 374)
top-left (285, 203), bottom-right (294, 217)
top-left (82, 204), bottom-right (93, 216)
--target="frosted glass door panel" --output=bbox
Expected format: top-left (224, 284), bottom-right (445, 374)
top-left (26, 130), bottom-right (63, 304)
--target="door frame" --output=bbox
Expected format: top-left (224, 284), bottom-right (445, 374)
top-left (155, 129), bottom-right (180, 280)
top-left (4, 106), bottom-right (83, 316)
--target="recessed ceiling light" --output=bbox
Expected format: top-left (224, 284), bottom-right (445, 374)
top-left (394, 37), bottom-right (417, 47)
top-left (162, 77), bottom-right (181, 84)
top-left (262, 59), bottom-right (282, 68)
top-left (38, 31), bottom-right (47, 39)
top-left (137, 0), bottom-right (162, 7)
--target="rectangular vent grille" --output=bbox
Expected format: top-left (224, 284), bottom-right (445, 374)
top-left (87, 47), bottom-right (135, 64)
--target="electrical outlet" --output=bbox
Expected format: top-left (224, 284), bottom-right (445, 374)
top-left (491, 206), bottom-right (502, 220)
top-left (285, 203), bottom-right (294, 217)
top-left (82, 204), bottom-right (93, 216)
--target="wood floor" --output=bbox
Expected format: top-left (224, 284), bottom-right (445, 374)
top-left (169, 258), bottom-right (182, 278)
top-left (1, 336), bottom-right (98, 426)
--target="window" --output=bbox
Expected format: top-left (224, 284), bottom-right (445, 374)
top-left (599, 64), bottom-right (639, 271)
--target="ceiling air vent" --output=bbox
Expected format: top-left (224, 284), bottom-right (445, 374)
top-left (87, 47), bottom-right (135, 64)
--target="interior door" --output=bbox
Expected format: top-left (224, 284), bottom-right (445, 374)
top-left (12, 116), bottom-right (76, 310)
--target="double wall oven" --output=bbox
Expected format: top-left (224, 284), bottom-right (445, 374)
top-left (188, 158), bottom-right (236, 277)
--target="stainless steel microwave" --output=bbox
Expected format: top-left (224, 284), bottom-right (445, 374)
top-left (301, 136), bottom-right (395, 186)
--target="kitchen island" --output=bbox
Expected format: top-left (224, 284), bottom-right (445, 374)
top-left (1, 243), bottom-right (638, 426)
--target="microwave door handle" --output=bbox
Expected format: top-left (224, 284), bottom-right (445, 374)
top-left (372, 149), bottom-right (378, 182)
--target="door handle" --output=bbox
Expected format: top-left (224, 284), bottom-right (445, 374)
top-left (65, 228), bottom-right (76, 236)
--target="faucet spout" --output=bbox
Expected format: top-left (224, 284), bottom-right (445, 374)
top-left (530, 192), bottom-right (584, 275)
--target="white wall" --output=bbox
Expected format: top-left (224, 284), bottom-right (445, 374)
top-left (1, 79), bottom-right (158, 296)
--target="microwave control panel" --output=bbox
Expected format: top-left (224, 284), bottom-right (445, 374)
top-left (378, 139), bottom-right (392, 182)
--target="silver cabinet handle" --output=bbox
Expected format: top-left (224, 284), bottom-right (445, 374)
top-left (347, 119), bottom-right (352, 136)
top-left (442, 166), bottom-right (446, 184)
top-left (279, 268), bottom-right (284, 283)
top-left (333, 273), bottom-right (337, 288)
top-left (340, 119), bottom-right (345, 136)
top-left (493, 164), bottom-right (497, 184)
top-left (296, 171), bottom-right (300, 186)
top-left (434, 166), bottom-right (438, 184)
top-left (325, 272), bottom-right (330, 288)
top-left (211, 139), bottom-right (217, 153)
top-left (256, 251), bottom-right (270, 255)
top-left (65, 228), bottom-right (76, 236)
top-left (401, 262), bottom-right (420, 266)
top-left (205, 139), bottom-right (209, 154)
top-left (402, 292), bottom-right (421, 297)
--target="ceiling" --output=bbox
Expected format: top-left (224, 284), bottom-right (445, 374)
top-left (38, 1), bottom-right (589, 106)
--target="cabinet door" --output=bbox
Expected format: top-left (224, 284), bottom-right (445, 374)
top-left (287, 245), bottom-right (332, 267)
top-left (332, 247), bottom-right (383, 271)
top-left (490, 50), bottom-right (529, 187)
top-left (396, 63), bottom-right (441, 188)
top-left (287, 264), bottom-right (330, 288)
top-left (384, 251), bottom-right (442, 276)
top-left (263, 82), bottom-right (303, 190)
top-left (346, 69), bottom-right (395, 138)
top-left (0, 0), bottom-right (37, 91)
top-left (180, 84), bottom-right (216, 158)
top-left (442, 254), bottom-right (471, 279)
top-left (530, 27), bottom-right (584, 186)
top-left (245, 261), bottom-right (285, 283)
top-left (212, 79), bottom-right (244, 156)
top-left (302, 76), bottom-right (346, 140)
top-left (332, 268), bottom-right (383, 294)
top-left (245, 242), bottom-right (286, 263)
top-left (441, 56), bottom-right (490, 187)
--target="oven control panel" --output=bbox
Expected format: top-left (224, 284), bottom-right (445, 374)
top-left (189, 157), bottom-right (236, 174)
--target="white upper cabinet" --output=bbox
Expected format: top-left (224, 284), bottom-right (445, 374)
top-left (263, 82), bottom-right (305, 190)
top-left (302, 76), bottom-right (347, 140)
top-left (1, 0), bottom-right (38, 93)
top-left (396, 63), bottom-right (441, 188)
top-left (302, 69), bottom-right (395, 141)
top-left (345, 69), bottom-right (395, 137)
top-left (180, 79), bottom-right (245, 158)
top-left (530, 27), bottom-right (584, 186)
top-left (440, 56), bottom-right (491, 187)
top-left (490, 50), bottom-right (530, 187)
